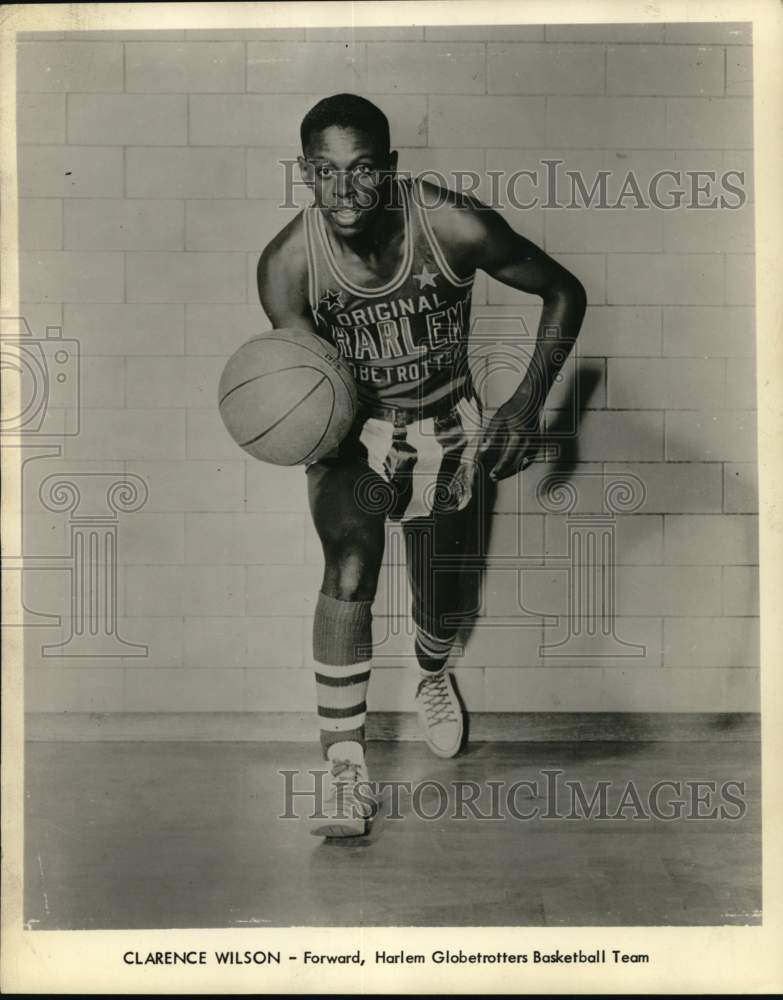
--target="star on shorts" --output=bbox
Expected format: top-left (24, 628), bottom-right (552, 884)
top-left (319, 288), bottom-right (344, 311)
top-left (413, 265), bottom-right (438, 289)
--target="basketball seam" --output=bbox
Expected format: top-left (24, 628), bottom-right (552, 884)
top-left (239, 374), bottom-right (328, 449)
top-left (221, 334), bottom-right (358, 463)
top-left (297, 382), bottom-right (337, 465)
top-left (219, 364), bottom-right (323, 408)
top-left (250, 335), bottom-right (357, 412)
top-left (318, 343), bottom-right (356, 413)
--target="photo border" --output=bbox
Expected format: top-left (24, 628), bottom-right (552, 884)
top-left (1, 0), bottom-right (781, 993)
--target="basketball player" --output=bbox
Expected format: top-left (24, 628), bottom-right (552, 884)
top-left (258, 94), bottom-right (586, 837)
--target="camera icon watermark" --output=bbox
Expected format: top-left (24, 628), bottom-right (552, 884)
top-left (2, 315), bottom-right (149, 657)
top-left (0, 317), bottom-right (80, 436)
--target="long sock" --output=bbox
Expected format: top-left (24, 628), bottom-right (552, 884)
top-left (312, 591), bottom-right (372, 758)
top-left (414, 623), bottom-right (455, 676)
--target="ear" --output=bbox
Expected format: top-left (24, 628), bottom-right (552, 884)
top-left (387, 150), bottom-right (399, 174)
top-left (297, 155), bottom-right (314, 189)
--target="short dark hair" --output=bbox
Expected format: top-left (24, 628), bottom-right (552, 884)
top-left (300, 93), bottom-right (390, 155)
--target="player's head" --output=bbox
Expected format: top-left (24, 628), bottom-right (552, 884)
top-left (298, 94), bottom-right (398, 236)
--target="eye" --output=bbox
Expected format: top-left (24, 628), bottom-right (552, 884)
top-left (351, 164), bottom-right (380, 187)
top-left (315, 164), bottom-right (334, 180)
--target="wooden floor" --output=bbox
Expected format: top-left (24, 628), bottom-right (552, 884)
top-left (24, 739), bottom-right (760, 929)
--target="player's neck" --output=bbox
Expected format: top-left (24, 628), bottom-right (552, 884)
top-left (331, 191), bottom-right (405, 264)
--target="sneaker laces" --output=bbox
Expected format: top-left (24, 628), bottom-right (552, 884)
top-left (416, 673), bottom-right (457, 727)
top-left (330, 759), bottom-right (363, 788)
top-left (326, 759), bottom-right (367, 818)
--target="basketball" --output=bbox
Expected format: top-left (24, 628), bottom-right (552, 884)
top-left (217, 328), bottom-right (358, 466)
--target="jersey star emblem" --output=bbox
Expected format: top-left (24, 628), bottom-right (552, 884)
top-left (413, 265), bottom-right (438, 289)
top-left (318, 288), bottom-right (344, 311)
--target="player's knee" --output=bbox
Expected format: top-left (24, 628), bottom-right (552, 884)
top-left (323, 548), bottom-right (380, 602)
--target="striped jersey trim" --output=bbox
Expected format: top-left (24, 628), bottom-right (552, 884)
top-left (313, 178), bottom-right (414, 299)
top-left (412, 176), bottom-right (475, 289)
top-left (303, 206), bottom-right (319, 315)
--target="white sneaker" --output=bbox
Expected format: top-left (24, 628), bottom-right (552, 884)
top-left (309, 741), bottom-right (375, 838)
top-left (415, 671), bottom-right (464, 758)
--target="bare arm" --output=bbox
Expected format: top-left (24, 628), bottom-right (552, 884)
top-left (432, 195), bottom-right (587, 480)
top-left (256, 216), bottom-right (319, 335)
top-left (472, 208), bottom-right (587, 414)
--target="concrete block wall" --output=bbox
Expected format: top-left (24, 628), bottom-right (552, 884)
top-left (17, 23), bottom-right (758, 719)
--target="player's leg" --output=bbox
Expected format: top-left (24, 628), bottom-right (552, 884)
top-left (400, 400), bottom-right (485, 757)
top-left (308, 456), bottom-right (387, 757)
top-left (404, 505), bottom-right (471, 668)
top-left (404, 499), bottom-right (475, 758)
top-left (305, 455), bottom-right (389, 835)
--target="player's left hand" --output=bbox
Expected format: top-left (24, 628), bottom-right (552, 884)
top-left (477, 399), bottom-right (543, 481)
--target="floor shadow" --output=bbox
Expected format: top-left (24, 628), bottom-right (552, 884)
top-left (544, 360), bottom-right (605, 475)
top-left (453, 345), bottom-right (760, 711)
top-left (454, 361), bottom-right (603, 652)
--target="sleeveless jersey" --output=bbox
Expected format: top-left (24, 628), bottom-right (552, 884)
top-left (303, 176), bottom-right (475, 414)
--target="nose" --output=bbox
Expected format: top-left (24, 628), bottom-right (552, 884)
top-left (335, 170), bottom-right (353, 201)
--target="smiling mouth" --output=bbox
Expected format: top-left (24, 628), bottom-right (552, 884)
top-left (331, 207), bottom-right (363, 226)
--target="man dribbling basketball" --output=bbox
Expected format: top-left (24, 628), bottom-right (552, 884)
top-left (257, 94), bottom-right (587, 837)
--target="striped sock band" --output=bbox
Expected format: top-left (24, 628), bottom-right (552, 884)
top-left (414, 625), bottom-right (455, 675)
top-left (312, 591), bottom-right (373, 758)
top-left (315, 663), bottom-right (371, 757)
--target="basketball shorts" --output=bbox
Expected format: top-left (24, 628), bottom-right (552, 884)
top-left (305, 394), bottom-right (485, 523)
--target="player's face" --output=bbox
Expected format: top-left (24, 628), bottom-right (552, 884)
top-left (299, 126), bottom-right (397, 237)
